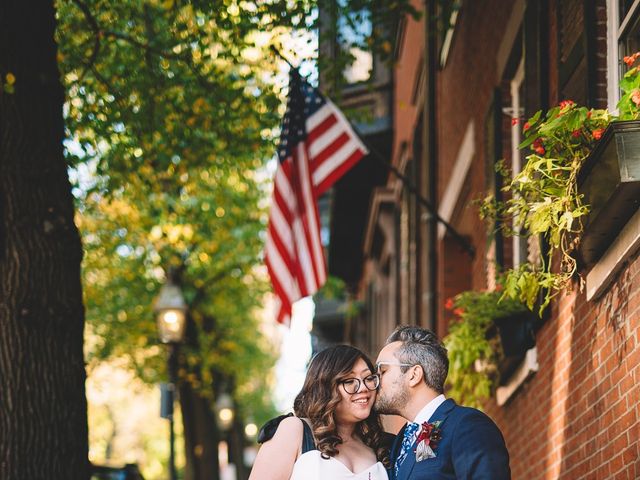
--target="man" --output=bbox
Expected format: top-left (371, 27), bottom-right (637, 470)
top-left (376, 326), bottom-right (510, 480)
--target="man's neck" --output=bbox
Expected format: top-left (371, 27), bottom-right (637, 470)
top-left (402, 390), bottom-right (440, 421)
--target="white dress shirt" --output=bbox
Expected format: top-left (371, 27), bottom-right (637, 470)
top-left (413, 394), bottom-right (447, 426)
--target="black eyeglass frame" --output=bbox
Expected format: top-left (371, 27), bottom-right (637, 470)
top-left (338, 374), bottom-right (380, 394)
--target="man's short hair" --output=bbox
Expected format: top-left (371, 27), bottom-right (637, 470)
top-left (386, 325), bottom-right (449, 393)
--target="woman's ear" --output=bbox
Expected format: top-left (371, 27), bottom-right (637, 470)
top-left (407, 365), bottom-right (424, 387)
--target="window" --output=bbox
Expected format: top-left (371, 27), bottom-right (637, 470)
top-left (498, 36), bottom-right (529, 273)
top-left (608, 0), bottom-right (640, 108)
top-left (337, 1), bottom-right (373, 84)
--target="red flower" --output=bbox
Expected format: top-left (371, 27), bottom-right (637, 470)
top-left (592, 128), bottom-right (605, 141)
top-left (571, 129), bottom-right (581, 138)
top-left (624, 52), bottom-right (640, 67)
top-left (453, 308), bottom-right (465, 317)
top-left (559, 99), bottom-right (575, 109)
top-left (586, 111), bottom-right (592, 119)
top-left (511, 118), bottom-right (519, 126)
top-left (523, 122), bottom-right (531, 131)
top-left (532, 137), bottom-right (545, 155)
top-left (631, 89), bottom-right (640, 106)
top-left (445, 298), bottom-right (455, 310)
top-left (414, 421), bottom-right (442, 454)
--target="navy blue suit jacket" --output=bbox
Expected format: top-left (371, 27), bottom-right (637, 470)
top-left (390, 399), bottom-right (510, 480)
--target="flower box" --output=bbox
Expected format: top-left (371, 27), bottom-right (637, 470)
top-left (578, 120), bottom-right (640, 267)
top-left (492, 311), bottom-right (536, 382)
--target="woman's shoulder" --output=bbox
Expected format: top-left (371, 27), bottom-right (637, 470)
top-left (257, 414), bottom-right (304, 445)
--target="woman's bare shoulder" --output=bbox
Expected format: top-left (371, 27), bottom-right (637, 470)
top-left (273, 415), bottom-right (304, 439)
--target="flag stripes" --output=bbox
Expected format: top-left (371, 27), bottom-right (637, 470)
top-left (265, 71), bottom-right (367, 325)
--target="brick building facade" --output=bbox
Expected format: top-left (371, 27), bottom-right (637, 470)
top-left (322, 0), bottom-right (640, 478)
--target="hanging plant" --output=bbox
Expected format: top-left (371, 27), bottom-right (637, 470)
top-left (443, 289), bottom-right (531, 409)
top-left (480, 51), bottom-right (640, 313)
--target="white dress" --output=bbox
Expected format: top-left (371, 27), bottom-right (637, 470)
top-left (290, 450), bottom-right (389, 480)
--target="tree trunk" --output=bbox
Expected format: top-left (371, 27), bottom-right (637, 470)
top-left (177, 313), bottom-right (221, 480)
top-left (0, 1), bottom-right (88, 479)
top-left (229, 411), bottom-right (248, 480)
top-left (179, 381), bottom-right (221, 480)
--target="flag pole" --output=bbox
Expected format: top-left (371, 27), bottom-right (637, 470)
top-left (270, 46), bottom-right (475, 259)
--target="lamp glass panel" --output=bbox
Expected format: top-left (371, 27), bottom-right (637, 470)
top-left (157, 308), bottom-right (186, 343)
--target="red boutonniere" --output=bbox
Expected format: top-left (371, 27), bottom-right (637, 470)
top-left (414, 421), bottom-right (442, 462)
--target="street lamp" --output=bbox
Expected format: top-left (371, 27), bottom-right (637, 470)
top-left (215, 392), bottom-right (235, 432)
top-left (154, 275), bottom-right (188, 344)
top-left (154, 269), bottom-right (187, 480)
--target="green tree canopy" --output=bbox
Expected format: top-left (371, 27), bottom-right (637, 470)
top-left (56, 0), bottom-right (297, 424)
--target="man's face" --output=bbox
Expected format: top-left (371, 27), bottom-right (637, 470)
top-left (375, 341), bottom-right (410, 415)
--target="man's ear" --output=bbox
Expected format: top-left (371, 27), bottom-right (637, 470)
top-left (407, 365), bottom-right (424, 388)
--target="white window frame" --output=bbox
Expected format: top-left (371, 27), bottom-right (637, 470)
top-left (510, 59), bottom-right (525, 267)
top-left (607, 0), bottom-right (640, 110)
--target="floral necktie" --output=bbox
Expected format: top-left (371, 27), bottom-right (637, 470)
top-left (394, 422), bottom-right (419, 478)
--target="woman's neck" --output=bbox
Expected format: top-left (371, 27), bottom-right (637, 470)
top-left (337, 421), bottom-right (357, 441)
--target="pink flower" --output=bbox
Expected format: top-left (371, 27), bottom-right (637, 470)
top-left (523, 122), bottom-right (531, 132)
top-left (533, 138), bottom-right (545, 155)
top-left (511, 118), bottom-right (519, 126)
top-left (445, 298), bottom-right (455, 310)
top-left (453, 308), bottom-right (465, 317)
top-left (571, 129), bottom-right (581, 138)
top-left (631, 89), bottom-right (640, 106)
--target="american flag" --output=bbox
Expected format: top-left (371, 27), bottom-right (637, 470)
top-left (265, 69), bottom-right (368, 325)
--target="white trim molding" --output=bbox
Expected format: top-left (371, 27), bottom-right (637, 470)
top-left (496, 347), bottom-right (539, 406)
top-left (586, 207), bottom-right (640, 300)
top-left (363, 187), bottom-right (397, 257)
top-left (606, 0), bottom-right (621, 111)
top-left (438, 121), bottom-right (475, 239)
top-left (496, 0), bottom-right (525, 81)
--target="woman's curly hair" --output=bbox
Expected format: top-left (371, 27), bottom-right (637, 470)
top-left (293, 345), bottom-right (390, 467)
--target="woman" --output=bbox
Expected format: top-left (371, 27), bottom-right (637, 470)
top-left (249, 345), bottom-right (389, 479)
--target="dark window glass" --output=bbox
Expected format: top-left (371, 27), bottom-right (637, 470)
top-left (620, 0), bottom-right (637, 24)
top-left (620, 10), bottom-right (640, 55)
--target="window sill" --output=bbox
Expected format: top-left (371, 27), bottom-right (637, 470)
top-left (496, 347), bottom-right (538, 406)
top-left (586, 207), bottom-right (640, 300)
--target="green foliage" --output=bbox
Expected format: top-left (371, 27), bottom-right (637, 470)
top-left (56, 0), bottom-right (287, 424)
top-left (55, 0), bottom-right (423, 433)
top-left (314, 275), bottom-right (364, 320)
top-left (443, 290), bottom-right (529, 409)
top-left (2, 72), bottom-right (16, 94)
top-left (481, 52), bottom-right (640, 313)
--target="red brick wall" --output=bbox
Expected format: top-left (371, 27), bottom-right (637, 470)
top-left (430, 1), bottom-right (640, 478)
top-left (485, 252), bottom-right (640, 479)
top-left (372, 0), bottom-right (638, 476)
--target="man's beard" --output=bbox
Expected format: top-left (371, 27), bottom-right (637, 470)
top-left (375, 382), bottom-right (409, 416)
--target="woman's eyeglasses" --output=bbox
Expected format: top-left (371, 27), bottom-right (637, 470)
top-left (339, 374), bottom-right (380, 394)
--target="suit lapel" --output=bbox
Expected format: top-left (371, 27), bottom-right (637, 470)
top-left (399, 399), bottom-right (457, 480)
top-left (427, 398), bottom-right (456, 424)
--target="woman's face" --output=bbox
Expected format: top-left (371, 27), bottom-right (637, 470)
top-left (334, 357), bottom-right (378, 425)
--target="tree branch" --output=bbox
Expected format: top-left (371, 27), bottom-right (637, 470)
top-left (189, 264), bottom-right (245, 310)
top-left (70, 0), bottom-right (101, 81)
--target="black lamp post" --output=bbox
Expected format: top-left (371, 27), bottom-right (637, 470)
top-left (154, 269), bottom-right (188, 480)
